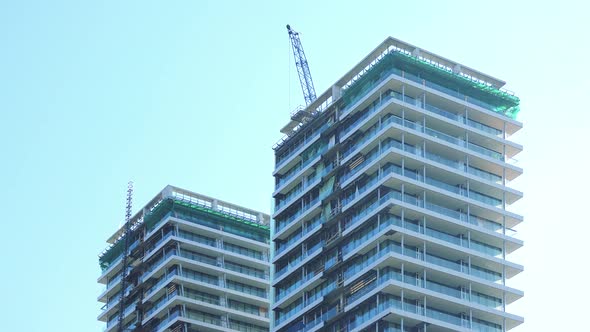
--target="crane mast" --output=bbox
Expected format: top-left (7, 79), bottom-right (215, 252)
top-left (287, 24), bottom-right (316, 106)
top-left (117, 181), bottom-right (133, 332)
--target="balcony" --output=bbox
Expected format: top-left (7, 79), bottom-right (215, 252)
top-left (343, 214), bottom-right (502, 261)
top-left (343, 189), bottom-right (518, 251)
top-left (142, 248), bottom-right (268, 289)
top-left (274, 215), bottom-right (324, 261)
top-left (274, 197), bottom-right (321, 240)
top-left (274, 271), bottom-right (322, 304)
top-left (343, 162), bottom-right (503, 214)
top-left (344, 240), bottom-right (502, 287)
top-left (347, 294), bottom-right (490, 332)
top-left (274, 241), bottom-right (324, 281)
top-left (345, 272), bottom-right (521, 332)
top-left (342, 111), bottom-right (506, 170)
top-left (342, 88), bottom-right (506, 146)
top-left (274, 125), bottom-right (329, 175)
top-left (144, 228), bottom-right (268, 271)
top-left (342, 136), bottom-right (507, 194)
top-left (149, 307), bottom-right (224, 332)
top-left (275, 175), bottom-right (322, 214)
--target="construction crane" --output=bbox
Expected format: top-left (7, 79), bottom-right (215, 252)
top-left (287, 24), bottom-right (316, 106)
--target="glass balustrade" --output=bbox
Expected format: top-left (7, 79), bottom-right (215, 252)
top-left (226, 279), bottom-right (267, 299)
top-left (280, 217), bottom-right (322, 248)
top-left (276, 197), bottom-right (320, 233)
top-left (276, 132), bottom-right (321, 168)
top-left (276, 173), bottom-right (322, 212)
top-left (343, 213), bottom-right (502, 259)
top-left (343, 139), bottom-right (502, 193)
top-left (342, 110), bottom-right (504, 176)
top-left (343, 159), bottom-right (502, 212)
top-left (342, 184), bottom-right (509, 240)
top-left (229, 319), bottom-right (267, 332)
top-left (341, 70), bottom-right (507, 139)
top-left (142, 246), bottom-right (267, 282)
top-left (275, 300), bottom-right (305, 326)
top-left (275, 241), bottom-right (324, 280)
top-left (347, 293), bottom-right (500, 331)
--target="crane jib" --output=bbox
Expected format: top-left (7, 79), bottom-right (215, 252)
top-left (287, 25), bottom-right (317, 106)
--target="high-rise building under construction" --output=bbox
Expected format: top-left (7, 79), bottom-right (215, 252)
top-left (271, 37), bottom-right (523, 332)
top-left (97, 185), bottom-right (271, 332)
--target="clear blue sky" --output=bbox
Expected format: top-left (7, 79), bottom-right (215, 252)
top-left (0, 1), bottom-right (588, 331)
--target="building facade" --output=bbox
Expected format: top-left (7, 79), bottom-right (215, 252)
top-left (271, 38), bottom-right (523, 332)
top-left (97, 185), bottom-right (271, 332)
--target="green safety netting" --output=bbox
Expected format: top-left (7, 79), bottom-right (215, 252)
top-left (99, 198), bottom-right (270, 270)
top-left (342, 51), bottom-right (520, 119)
top-left (320, 176), bottom-right (336, 200)
top-left (323, 202), bottom-right (331, 219)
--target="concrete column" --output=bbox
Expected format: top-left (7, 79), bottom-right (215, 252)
top-left (466, 106), bottom-right (470, 122)
top-left (401, 234), bottom-right (404, 255)
top-left (401, 208), bottom-right (405, 227)
top-left (401, 262), bottom-right (404, 281)
top-left (401, 157), bottom-right (405, 176)
top-left (401, 289), bottom-right (404, 309)
top-left (332, 85), bottom-right (342, 100)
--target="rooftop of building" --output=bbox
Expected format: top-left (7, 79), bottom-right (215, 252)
top-left (278, 36), bottom-right (519, 144)
top-left (98, 185), bottom-right (270, 269)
